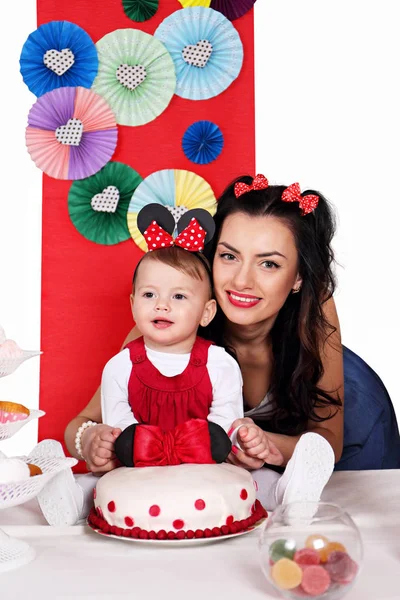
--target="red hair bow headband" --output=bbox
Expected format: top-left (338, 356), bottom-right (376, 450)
top-left (281, 183), bottom-right (319, 216)
top-left (144, 217), bottom-right (206, 252)
top-left (234, 174), bottom-right (269, 198)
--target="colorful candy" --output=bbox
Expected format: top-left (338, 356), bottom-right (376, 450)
top-left (305, 534), bottom-right (330, 560)
top-left (323, 541), bottom-right (347, 562)
top-left (301, 565), bottom-right (331, 596)
top-left (268, 535), bottom-right (359, 597)
top-left (269, 538), bottom-right (297, 562)
top-left (271, 558), bottom-right (303, 590)
top-left (294, 548), bottom-right (320, 568)
top-left (325, 551), bottom-right (358, 583)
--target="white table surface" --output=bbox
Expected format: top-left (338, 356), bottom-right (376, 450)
top-left (1, 470), bottom-right (399, 600)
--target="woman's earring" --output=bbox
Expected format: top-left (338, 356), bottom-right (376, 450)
top-left (291, 287), bottom-right (301, 294)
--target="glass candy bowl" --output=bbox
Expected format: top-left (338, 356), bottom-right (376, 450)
top-left (259, 502), bottom-right (363, 600)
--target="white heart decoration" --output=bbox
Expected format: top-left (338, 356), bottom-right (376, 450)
top-left (116, 64), bottom-right (147, 91)
top-left (55, 118), bottom-right (83, 146)
top-left (182, 40), bottom-right (213, 68)
top-left (43, 48), bottom-right (75, 76)
top-left (167, 205), bottom-right (188, 224)
top-left (91, 186), bottom-right (120, 213)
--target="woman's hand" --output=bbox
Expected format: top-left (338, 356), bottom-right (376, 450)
top-left (81, 424), bottom-right (121, 474)
top-left (228, 417), bottom-right (284, 468)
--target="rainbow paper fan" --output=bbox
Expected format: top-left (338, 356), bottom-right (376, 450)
top-left (178, 0), bottom-right (211, 6)
top-left (68, 162), bottom-right (143, 245)
top-left (20, 21), bottom-right (98, 97)
top-left (122, 0), bottom-right (159, 21)
top-left (182, 121), bottom-right (224, 164)
top-left (91, 29), bottom-right (176, 126)
top-left (26, 86), bottom-right (118, 180)
top-left (210, 0), bottom-right (257, 20)
top-left (127, 169), bottom-right (216, 251)
top-left (154, 7), bottom-right (243, 100)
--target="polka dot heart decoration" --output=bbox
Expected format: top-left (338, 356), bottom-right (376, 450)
top-left (26, 86), bottom-right (117, 180)
top-left (68, 162), bottom-right (143, 245)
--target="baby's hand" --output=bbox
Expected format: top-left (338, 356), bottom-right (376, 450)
top-left (81, 424), bottom-right (121, 474)
top-left (237, 425), bottom-right (284, 466)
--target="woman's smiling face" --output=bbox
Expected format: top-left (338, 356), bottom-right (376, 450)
top-left (212, 212), bottom-right (302, 327)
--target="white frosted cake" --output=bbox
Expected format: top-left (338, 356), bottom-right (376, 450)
top-left (89, 463), bottom-right (267, 540)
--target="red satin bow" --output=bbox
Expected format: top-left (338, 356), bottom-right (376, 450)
top-left (281, 183), bottom-right (319, 216)
top-left (133, 419), bottom-right (215, 467)
top-left (144, 217), bottom-right (206, 252)
top-left (234, 174), bottom-right (269, 198)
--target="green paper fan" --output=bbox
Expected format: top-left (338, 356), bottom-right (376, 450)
top-left (122, 0), bottom-right (159, 22)
top-left (91, 29), bottom-right (176, 126)
top-left (68, 162), bottom-right (143, 245)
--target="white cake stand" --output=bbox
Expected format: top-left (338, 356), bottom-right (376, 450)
top-left (0, 413), bottom-right (77, 572)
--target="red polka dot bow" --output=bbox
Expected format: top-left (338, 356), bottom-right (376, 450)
top-left (281, 183), bottom-right (319, 216)
top-left (234, 174), bottom-right (269, 198)
top-left (144, 217), bottom-right (206, 252)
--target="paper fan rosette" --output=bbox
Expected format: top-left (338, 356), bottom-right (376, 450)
top-left (178, 0), bottom-right (211, 6)
top-left (127, 169), bottom-right (217, 251)
top-left (68, 162), bottom-right (143, 245)
top-left (26, 86), bottom-right (118, 180)
top-left (154, 7), bottom-right (243, 100)
top-left (182, 121), bottom-right (224, 164)
top-left (210, 0), bottom-right (257, 20)
top-left (91, 29), bottom-right (176, 126)
top-left (20, 21), bottom-right (98, 97)
top-left (122, 0), bottom-right (159, 22)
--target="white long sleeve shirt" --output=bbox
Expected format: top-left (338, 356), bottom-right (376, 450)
top-left (101, 343), bottom-right (244, 434)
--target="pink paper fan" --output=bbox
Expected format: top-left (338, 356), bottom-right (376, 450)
top-left (26, 86), bottom-right (118, 180)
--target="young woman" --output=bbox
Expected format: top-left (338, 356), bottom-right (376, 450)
top-left (51, 174), bottom-right (398, 526)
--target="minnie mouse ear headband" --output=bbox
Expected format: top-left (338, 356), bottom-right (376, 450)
top-left (137, 204), bottom-right (215, 253)
top-left (234, 174), bottom-right (319, 216)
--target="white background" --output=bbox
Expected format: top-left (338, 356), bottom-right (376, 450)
top-left (1, 1), bottom-right (399, 456)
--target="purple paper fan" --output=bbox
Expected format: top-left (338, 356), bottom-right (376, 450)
top-left (210, 0), bottom-right (257, 21)
top-left (26, 86), bottom-right (118, 180)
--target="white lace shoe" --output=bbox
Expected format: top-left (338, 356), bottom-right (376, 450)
top-left (35, 440), bottom-right (84, 526)
top-left (276, 432), bottom-right (335, 506)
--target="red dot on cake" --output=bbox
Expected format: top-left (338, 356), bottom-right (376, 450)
top-left (226, 515), bottom-right (234, 526)
top-left (124, 516), bottom-right (134, 527)
top-left (107, 501), bottom-right (116, 512)
top-left (240, 489), bottom-right (248, 500)
top-left (173, 519), bottom-right (185, 530)
top-left (149, 505), bottom-right (161, 517)
top-left (195, 499), bottom-right (206, 510)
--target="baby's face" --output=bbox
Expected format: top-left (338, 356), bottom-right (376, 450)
top-left (132, 260), bottom-right (215, 353)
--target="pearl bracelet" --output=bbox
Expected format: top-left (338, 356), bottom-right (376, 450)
top-left (75, 420), bottom-right (97, 460)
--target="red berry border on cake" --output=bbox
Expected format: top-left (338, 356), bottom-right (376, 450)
top-left (88, 500), bottom-right (267, 540)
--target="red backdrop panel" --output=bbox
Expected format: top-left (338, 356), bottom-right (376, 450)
top-left (36, 0), bottom-right (255, 458)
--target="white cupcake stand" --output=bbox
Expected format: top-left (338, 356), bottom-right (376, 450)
top-left (0, 352), bottom-right (77, 572)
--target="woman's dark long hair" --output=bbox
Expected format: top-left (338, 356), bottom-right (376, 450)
top-left (201, 176), bottom-right (341, 435)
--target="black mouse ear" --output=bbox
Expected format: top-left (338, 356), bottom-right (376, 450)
top-left (137, 204), bottom-right (176, 237)
top-left (176, 209), bottom-right (215, 246)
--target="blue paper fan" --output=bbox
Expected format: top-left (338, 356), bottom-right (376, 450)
top-left (20, 21), bottom-right (98, 97)
top-left (182, 121), bottom-right (224, 164)
top-left (154, 7), bottom-right (243, 100)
